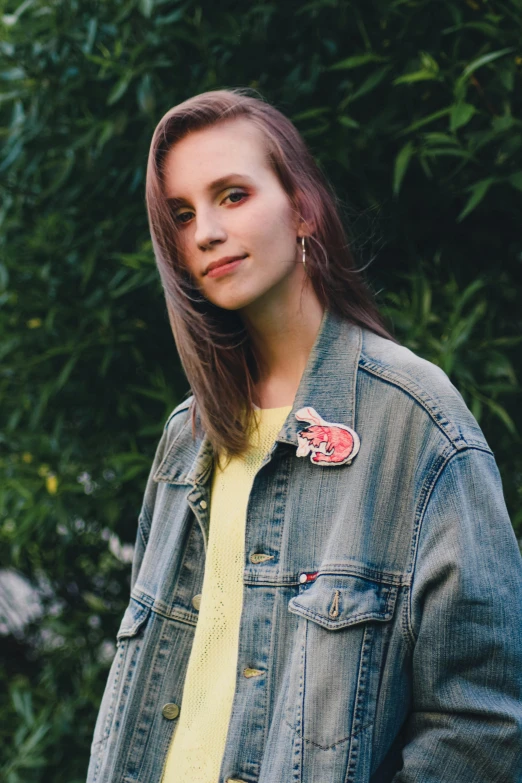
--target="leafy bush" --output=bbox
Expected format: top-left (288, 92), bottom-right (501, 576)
top-left (0, 0), bottom-right (520, 779)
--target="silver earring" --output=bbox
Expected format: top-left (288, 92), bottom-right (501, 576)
top-left (301, 236), bottom-right (306, 269)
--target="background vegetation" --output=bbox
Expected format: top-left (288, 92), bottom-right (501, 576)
top-left (1, 0), bottom-right (521, 779)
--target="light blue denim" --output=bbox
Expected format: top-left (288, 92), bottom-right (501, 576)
top-left (87, 308), bottom-right (522, 783)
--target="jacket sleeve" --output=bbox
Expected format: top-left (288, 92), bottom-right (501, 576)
top-left (395, 446), bottom-right (522, 782)
top-left (129, 419), bottom-right (172, 594)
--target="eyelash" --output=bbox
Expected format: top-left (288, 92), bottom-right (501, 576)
top-left (175, 189), bottom-right (248, 225)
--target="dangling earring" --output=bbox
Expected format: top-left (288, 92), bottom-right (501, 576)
top-left (301, 236), bottom-right (306, 270)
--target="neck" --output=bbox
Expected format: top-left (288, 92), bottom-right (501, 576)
top-left (240, 275), bottom-right (325, 409)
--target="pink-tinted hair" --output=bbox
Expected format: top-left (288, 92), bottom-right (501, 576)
top-left (145, 87), bottom-right (393, 457)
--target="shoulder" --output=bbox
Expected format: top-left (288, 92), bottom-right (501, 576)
top-left (147, 395), bottom-right (195, 473)
top-left (163, 395), bottom-right (194, 434)
top-left (358, 328), bottom-right (489, 452)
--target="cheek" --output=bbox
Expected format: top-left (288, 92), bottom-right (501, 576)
top-left (237, 197), bottom-right (296, 253)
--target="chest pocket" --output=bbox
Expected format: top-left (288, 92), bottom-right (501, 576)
top-left (285, 573), bottom-right (398, 750)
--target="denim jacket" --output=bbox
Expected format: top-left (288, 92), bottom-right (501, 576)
top-left (87, 308), bottom-right (522, 783)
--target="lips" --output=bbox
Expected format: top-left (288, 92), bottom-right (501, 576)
top-left (204, 254), bottom-right (248, 276)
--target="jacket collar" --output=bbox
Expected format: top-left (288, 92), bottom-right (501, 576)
top-left (153, 308), bottom-right (362, 486)
top-left (276, 307), bottom-right (361, 445)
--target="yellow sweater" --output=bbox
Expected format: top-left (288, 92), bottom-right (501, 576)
top-left (162, 405), bottom-right (292, 783)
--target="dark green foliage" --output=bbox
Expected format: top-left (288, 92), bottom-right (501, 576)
top-left (0, 0), bottom-right (520, 778)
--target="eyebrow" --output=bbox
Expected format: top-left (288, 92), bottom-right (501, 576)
top-left (166, 173), bottom-right (255, 207)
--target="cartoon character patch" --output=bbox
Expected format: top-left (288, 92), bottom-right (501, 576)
top-left (295, 406), bottom-right (360, 466)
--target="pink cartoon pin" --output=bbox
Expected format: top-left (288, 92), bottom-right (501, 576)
top-left (295, 407), bottom-right (360, 466)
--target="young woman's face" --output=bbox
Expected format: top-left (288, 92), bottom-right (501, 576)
top-left (163, 117), bottom-right (306, 313)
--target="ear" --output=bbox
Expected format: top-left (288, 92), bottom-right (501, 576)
top-left (295, 214), bottom-right (317, 240)
top-left (296, 220), bottom-right (314, 240)
top-left (294, 191), bottom-right (316, 237)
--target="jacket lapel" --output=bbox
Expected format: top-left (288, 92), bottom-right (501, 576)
top-left (152, 308), bottom-right (362, 485)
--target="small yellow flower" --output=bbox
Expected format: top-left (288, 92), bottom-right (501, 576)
top-left (516, 56), bottom-right (522, 66)
top-left (27, 318), bottom-right (42, 329)
top-left (22, 452), bottom-right (33, 463)
top-left (38, 464), bottom-right (50, 477)
top-left (46, 474), bottom-right (58, 495)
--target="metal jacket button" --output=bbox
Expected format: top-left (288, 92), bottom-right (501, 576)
top-left (162, 703), bottom-right (180, 720)
top-left (191, 594), bottom-right (201, 611)
top-left (250, 552), bottom-right (274, 564)
top-left (243, 667), bottom-right (264, 678)
top-left (199, 499), bottom-right (207, 509)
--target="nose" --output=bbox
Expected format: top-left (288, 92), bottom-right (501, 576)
top-left (194, 207), bottom-right (227, 251)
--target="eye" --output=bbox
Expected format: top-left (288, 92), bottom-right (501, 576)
top-left (222, 189), bottom-right (248, 205)
top-left (173, 189), bottom-right (248, 225)
top-left (174, 210), bottom-right (193, 224)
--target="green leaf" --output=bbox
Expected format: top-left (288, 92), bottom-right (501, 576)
top-left (291, 107), bottom-right (330, 121)
top-left (82, 17), bottom-right (97, 54)
top-left (83, 592), bottom-right (108, 613)
top-left (508, 172), bottom-right (522, 193)
top-left (393, 141), bottom-right (415, 195)
top-left (0, 67), bottom-right (25, 80)
top-left (393, 69), bottom-right (439, 85)
top-left (485, 398), bottom-right (517, 435)
top-left (450, 102), bottom-right (477, 132)
top-left (422, 132), bottom-right (458, 146)
top-left (422, 147), bottom-right (474, 160)
top-left (337, 115), bottom-right (360, 129)
top-left (457, 178), bottom-right (496, 222)
top-left (461, 47), bottom-right (516, 80)
top-left (0, 90), bottom-right (21, 105)
top-left (137, 73), bottom-right (155, 115)
top-left (442, 22), bottom-right (504, 40)
top-left (397, 108), bottom-right (452, 136)
top-left (55, 355), bottom-right (78, 390)
top-left (0, 262), bottom-right (9, 291)
top-left (454, 47), bottom-right (516, 97)
top-left (20, 723), bottom-right (50, 754)
top-left (6, 479), bottom-right (33, 502)
top-left (107, 75), bottom-right (132, 106)
top-left (456, 278), bottom-right (485, 311)
top-left (1, 0), bottom-right (36, 26)
top-left (12, 688), bottom-right (34, 724)
top-left (339, 65), bottom-right (391, 107)
top-left (492, 113), bottom-right (514, 132)
top-left (155, 8), bottom-right (186, 25)
top-left (139, 0), bottom-right (154, 17)
top-left (328, 53), bottom-right (389, 70)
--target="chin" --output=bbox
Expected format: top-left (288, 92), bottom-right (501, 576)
top-left (208, 296), bottom-right (254, 312)
top-left (203, 286), bottom-right (263, 312)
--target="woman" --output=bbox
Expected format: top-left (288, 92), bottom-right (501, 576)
top-left (87, 89), bottom-right (522, 783)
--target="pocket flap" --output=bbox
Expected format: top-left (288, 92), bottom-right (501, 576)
top-left (288, 573), bottom-right (398, 630)
top-left (116, 598), bottom-right (151, 641)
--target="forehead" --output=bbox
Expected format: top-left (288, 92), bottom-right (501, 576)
top-left (163, 117), bottom-right (270, 199)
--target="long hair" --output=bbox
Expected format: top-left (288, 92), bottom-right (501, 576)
top-left (145, 87), bottom-right (393, 458)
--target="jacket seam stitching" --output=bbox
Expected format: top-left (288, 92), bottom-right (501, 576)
top-left (406, 445), bottom-right (492, 646)
top-left (164, 397), bottom-right (193, 429)
top-left (128, 592), bottom-right (199, 627)
top-left (137, 509), bottom-right (151, 546)
top-left (261, 457), bottom-right (291, 754)
top-left (153, 415), bottom-right (194, 481)
top-left (350, 324), bottom-right (363, 431)
top-left (359, 357), bottom-right (484, 449)
top-left (299, 717), bottom-right (374, 751)
top-left (405, 450), bottom-right (455, 646)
